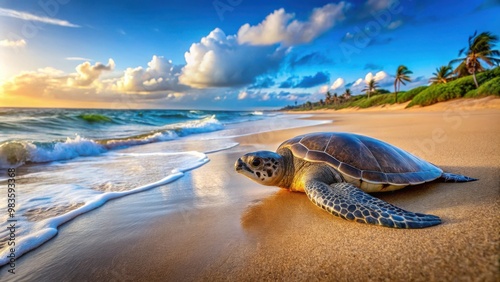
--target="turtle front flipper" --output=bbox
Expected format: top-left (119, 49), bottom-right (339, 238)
top-left (304, 180), bottom-right (441, 228)
top-left (440, 172), bottom-right (478, 182)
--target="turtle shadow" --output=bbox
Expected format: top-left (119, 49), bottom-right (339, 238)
top-left (240, 165), bottom-right (496, 231)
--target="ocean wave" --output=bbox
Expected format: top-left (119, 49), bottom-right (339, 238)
top-left (0, 136), bottom-right (106, 168)
top-left (78, 113), bottom-right (114, 123)
top-left (100, 131), bottom-right (178, 149)
top-left (0, 116), bottom-right (224, 168)
top-left (0, 151), bottom-right (210, 267)
top-left (174, 115), bottom-right (224, 136)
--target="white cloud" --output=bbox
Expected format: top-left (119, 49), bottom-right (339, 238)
top-left (38, 67), bottom-right (66, 76)
top-left (353, 78), bottom-right (364, 86)
top-left (237, 3), bottom-right (347, 46)
top-left (368, 71), bottom-right (394, 88)
top-left (68, 59), bottom-right (115, 87)
top-left (0, 8), bottom-right (80, 27)
top-left (0, 39), bottom-right (26, 48)
top-left (0, 59), bottom-right (181, 108)
top-left (319, 85), bottom-right (329, 94)
top-left (2, 68), bottom-right (77, 100)
top-left (365, 71), bottom-right (389, 84)
top-left (237, 9), bottom-right (293, 46)
top-left (113, 55), bottom-right (184, 92)
top-left (330, 77), bottom-right (344, 90)
top-left (179, 28), bottom-right (285, 88)
top-left (346, 71), bottom-right (394, 94)
top-left (180, 4), bottom-right (345, 89)
top-left (238, 91), bottom-right (248, 100)
top-left (1, 55), bottom-right (186, 106)
top-left (66, 57), bottom-right (93, 61)
top-left (348, 80), bottom-right (365, 95)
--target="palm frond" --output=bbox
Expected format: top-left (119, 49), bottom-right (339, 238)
top-left (450, 31), bottom-right (500, 79)
top-left (449, 57), bottom-right (466, 65)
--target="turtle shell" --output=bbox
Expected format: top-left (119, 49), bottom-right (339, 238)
top-left (278, 132), bottom-right (443, 191)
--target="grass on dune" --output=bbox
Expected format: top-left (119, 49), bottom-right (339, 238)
top-left (465, 77), bottom-right (500, 98)
top-left (407, 67), bottom-right (500, 107)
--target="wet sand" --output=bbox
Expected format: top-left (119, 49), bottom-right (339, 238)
top-left (2, 99), bottom-right (499, 281)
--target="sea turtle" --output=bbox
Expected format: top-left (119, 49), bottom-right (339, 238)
top-left (235, 132), bottom-right (477, 228)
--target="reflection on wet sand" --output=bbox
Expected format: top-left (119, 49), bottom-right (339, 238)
top-left (241, 189), bottom-right (320, 235)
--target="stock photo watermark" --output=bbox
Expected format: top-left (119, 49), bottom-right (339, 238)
top-left (6, 168), bottom-right (17, 274)
top-left (413, 105), bottom-right (470, 158)
top-left (213, 0), bottom-right (243, 21)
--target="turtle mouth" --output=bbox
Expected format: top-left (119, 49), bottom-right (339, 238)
top-left (235, 158), bottom-right (254, 174)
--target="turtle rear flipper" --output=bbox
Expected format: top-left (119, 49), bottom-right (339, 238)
top-left (304, 180), bottom-right (441, 229)
top-left (440, 172), bottom-right (478, 182)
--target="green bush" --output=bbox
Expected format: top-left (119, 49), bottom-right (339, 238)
top-left (349, 93), bottom-right (394, 108)
top-left (479, 76), bottom-right (500, 96)
top-left (398, 86), bottom-right (427, 103)
top-left (466, 77), bottom-right (500, 97)
top-left (464, 89), bottom-right (478, 98)
top-left (408, 67), bottom-right (500, 107)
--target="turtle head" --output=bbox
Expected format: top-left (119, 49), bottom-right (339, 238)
top-left (235, 151), bottom-right (284, 186)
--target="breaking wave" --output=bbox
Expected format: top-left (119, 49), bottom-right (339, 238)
top-left (0, 116), bottom-right (224, 168)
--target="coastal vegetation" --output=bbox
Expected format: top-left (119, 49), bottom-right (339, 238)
top-left (363, 78), bottom-right (378, 98)
top-left (394, 65), bottom-right (412, 103)
top-left (430, 65), bottom-right (453, 84)
top-left (284, 31), bottom-right (499, 111)
top-left (408, 67), bottom-right (500, 107)
top-left (450, 31), bottom-right (500, 88)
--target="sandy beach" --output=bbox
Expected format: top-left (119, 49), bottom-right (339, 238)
top-left (2, 99), bottom-right (499, 281)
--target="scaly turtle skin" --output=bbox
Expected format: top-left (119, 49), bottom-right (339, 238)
top-left (235, 132), bottom-right (477, 228)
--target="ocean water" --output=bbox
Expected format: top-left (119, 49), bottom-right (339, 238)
top-left (0, 108), bottom-right (329, 265)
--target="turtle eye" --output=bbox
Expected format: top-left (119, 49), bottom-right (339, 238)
top-left (251, 158), bottom-right (261, 167)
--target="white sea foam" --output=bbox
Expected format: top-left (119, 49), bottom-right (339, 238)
top-left (175, 115), bottom-right (224, 135)
top-left (0, 136), bottom-right (106, 168)
top-left (0, 151), bottom-right (209, 266)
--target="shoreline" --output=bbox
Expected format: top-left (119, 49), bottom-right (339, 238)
top-left (1, 106), bottom-right (499, 281)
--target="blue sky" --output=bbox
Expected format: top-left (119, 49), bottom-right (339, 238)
top-left (0, 0), bottom-right (498, 109)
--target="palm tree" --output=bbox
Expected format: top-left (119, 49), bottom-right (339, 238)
top-left (343, 88), bottom-right (352, 99)
top-left (429, 65), bottom-right (453, 84)
top-left (394, 65), bottom-right (412, 103)
top-left (325, 91), bottom-right (332, 105)
top-left (450, 31), bottom-right (500, 88)
top-left (363, 79), bottom-right (378, 98)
